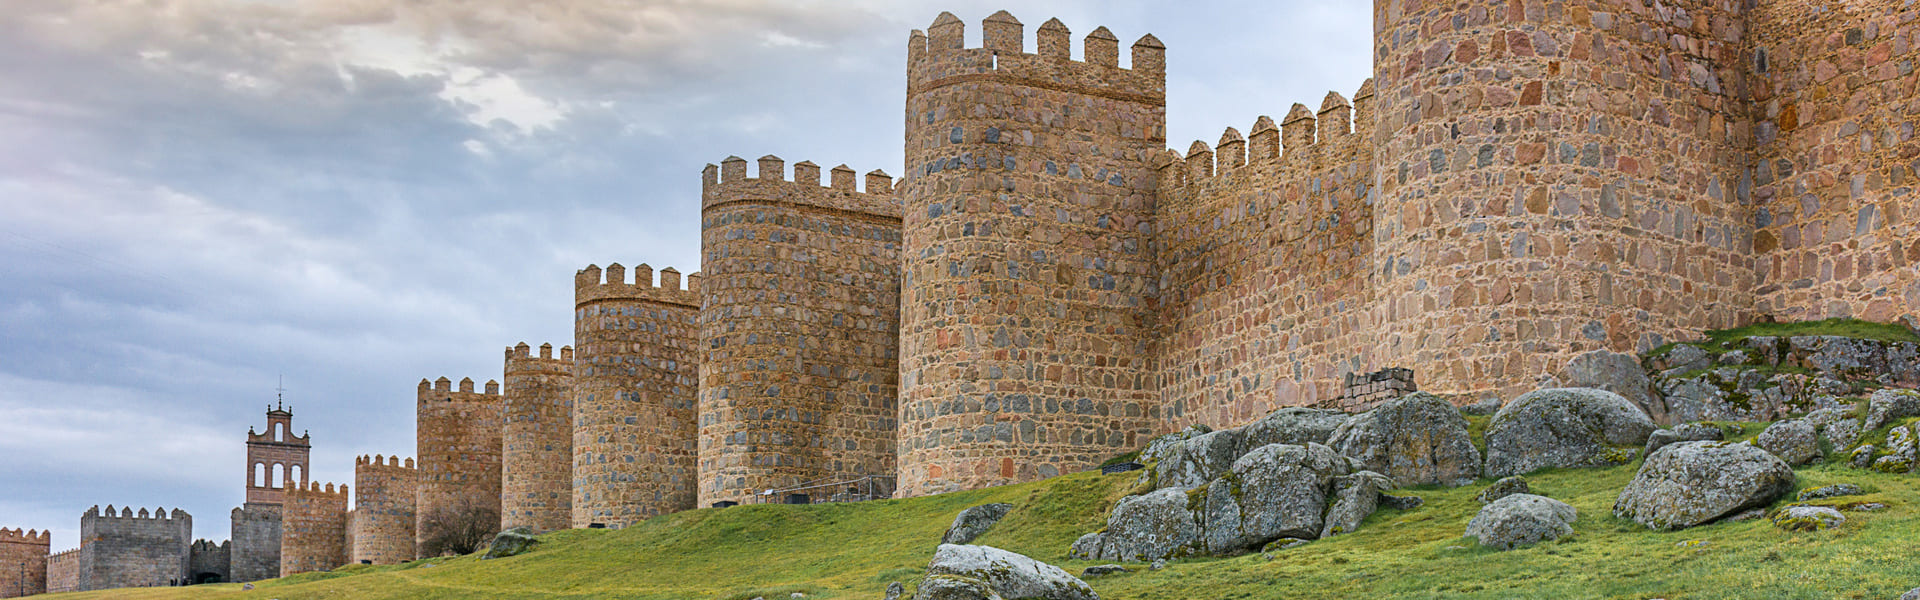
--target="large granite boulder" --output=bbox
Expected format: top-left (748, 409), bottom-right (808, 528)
top-left (1613, 441), bottom-right (1796, 530)
top-left (1320, 471), bottom-right (1393, 539)
top-left (942, 503), bottom-right (1013, 545)
top-left (1867, 388), bottom-right (1920, 430)
top-left (1079, 488), bottom-right (1199, 562)
top-left (1476, 476), bottom-right (1531, 504)
top-left (1327, 393), bottom-right (1482, 487)
top-left (1140, 428), bottom-right (1242, 492)
top-left (483, 526), bottom-right (538, 559)
top-left (921, 545), bottom-right (1096, 600)
top-left (1643, 423), bottom-right (1725, 457)
top-left (1484, 388), bottom-right (1657, 478)
top-left (1756, 420), bottom-right (1819, 466)
top-left (1560, 350), bottom-right (1665, 424)
top-left (1466, 494), bottom-right (1577, 550)
top-left (1200, 443), bottom-right (1352, 554)
top-left (1234, 408), bottom-right (1349, 456)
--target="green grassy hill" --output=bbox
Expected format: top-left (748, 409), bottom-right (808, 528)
top-left (51, 418), bottom-right (1920, 600)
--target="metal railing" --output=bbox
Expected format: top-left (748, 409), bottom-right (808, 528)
top-left (750, 475), bottom-right (897, 505)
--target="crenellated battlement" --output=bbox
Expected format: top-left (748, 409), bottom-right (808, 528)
top-left (574, 263), bottom-right (701, 307)
top-left (416, 377), bottom-right (501, 400)
top-left (285, 481), bottom-right (349, 499)
top-left (190, 539), bottom-right (228, 552)
top-left (355, 454), bottom-right (416, 470)
top-left (700, 155), bottom-right (902, 220)
top-left (1156, 79), bottom-right (1374, 194)
top-left (0, 527), bottom-right (50, 544)
top-left (505, 341), bottom-right (574, 365)
top-left (907, 11), bottom-right (1164, 106)
top-left (84, 505), bottom-right (190, 523)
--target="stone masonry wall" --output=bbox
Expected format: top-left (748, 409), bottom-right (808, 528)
top-left (1750, 0), bottom-right (1920, 324)
top-left (573, 264), bottom-right (700, 526)
top-left (502, 343), bottom-right (574, 533)
top-left (1153, 83), bottom-right (1380, 428)
top-left (229, 503), bottom-right (280, 583)
top-left (351, 455), bottom-right (416, 565)
top-left (1370, 0), bottom-right (1758, 402)
top-left (698, 156), bottom-right (903, 506)
top-left (0, 528), bottom-right (49, 598)
top-left (415, 377), bottom-right (503, 549)
top-left (280, 482), bottom-right (348, 576)
top-left (897, 12), bottom-right (1168, 496)
top-left (77, 505), bottom-right (190, 591)
top-left (187, 539), bottom-right (228, 584)
top-left (45, 548), bottom-right (77, 594)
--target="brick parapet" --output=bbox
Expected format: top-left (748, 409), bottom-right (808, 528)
top-left (415, 377), bottom-right (502, 550)
top-left (0, 528), bottom-right (50, 598)
top-left (351, 454), bottom-right (417, 564)
top-left (698, 159), bottom-right (904, 506)
top-left (898, 12), bottom-right (1166, 496)
top-left (502, 343), bottom-right (575, 533)
top-left (280, 482), bottom-right (348, 576)
top-left (573, 272), bottom-right (700, 527)
top-left (1748, 0), bottom-right (1920, 324)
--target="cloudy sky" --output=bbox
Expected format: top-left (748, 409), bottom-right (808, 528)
top-left (0, 0), bottom-right (1370, 550)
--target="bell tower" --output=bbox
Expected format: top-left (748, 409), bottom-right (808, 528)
top-left (244, 394), bottom-right (311, 505)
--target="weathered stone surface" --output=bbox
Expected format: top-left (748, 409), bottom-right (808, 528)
top-left (884, 581), bottom-right (903, 600)
top-left (1204, 443), bottom-right (1351, 553)
top-left (1852, 445), bottom-right (1879, 468)
top-left (1902, 587), bottom-right (1920, 600)
top-left (1327, 393), bottom-right (1481, 487)
top-left (1643, 423), bottom-right (1725, 457)
top-left (1757, 420), bottom-right (1820, 466)
top-left (1657, 345), bottom-right (1713, 376)
top-left (1378, 494), bottom-right (1424, 511)
top-left (922, 545), bottom-right (1095, 600)
top-left (1320, 471), bottom-right (1392, 539)
top-left (1797, 484), bottom-right (1864, 501)
top-left (942, 503), bottom-right (1014, 545)
top-left (1142, 428), bottom-right (1241, 492)
top-left (1867, 388), bottom-right (1920, 430)
top-left (1614, 442), bottom-right (1796, 531)
top-left (1234, 408), bottom-right (1349, 457)
top-left (1079, 565), bottom-right (1129, 579)
top-left (915, 575), bottom-right (1002, 600)
top-left (1466, 494), bottom-right (1576, 550)
top-left (1460, 396), bottom-right (1503, 416)
top-left (1770, 506), bottom-right (1845, 532)
top-left (1087, 489), bottom-right (1199, 562)
top-left (1476, 476), bottom-right (1531, 504)
top-left (1485, 388), bottom-right (1656, 478)
top-left (483, 527), bottom-right (537, 560)
top-left (1560, 351), bottom-right (1664, 424)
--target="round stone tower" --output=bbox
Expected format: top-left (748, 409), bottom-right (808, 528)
top-left (898, 11), bottom-right (1167, 496)
top-left (501, 342), bottom-right (574, 533)
top-left (1370, 0), bottom-right (1755, 399)
top-left (696, 155), bottom-right (903, 507)
top-left (414, 376), bottom-right (502, 550)
top-left (572, 263), bottom-right (700, 527)
top-left (350, 454), bottom-right (416, 565)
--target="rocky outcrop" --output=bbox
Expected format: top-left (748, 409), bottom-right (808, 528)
top-left (1476, 476), bottom-right (1530, 504)
top-left (483, 527), bottom-right (538, 559)
top-left (1649, 335), bottom-right (1920, 424)
top-left (1613, 441), bottom-right (1796, 531)
top-left (1327, 393), bottom-right (1481, 487)
top-left (1805, 407), bottom-right (1864, 450)
top-left (1466, 494), bottom-right (1576, 550)
top-left (1756, 420), bottom-right (1819, 466)
top-left (1234, 408), bottom-right (1349, 457)
top-left (1866, 388), bottom-right (1920, 430)
top-left (1770, 506), bottom-right (1845, 532)
top-left (1559, 350), bottom-right (1665, 424)
top-left (1871, 425), bottom-right (1917, 473)
top-left (1484, 388), bottom-right (1657, 478)
top-left (1797, 484), bottom-right (1863, 501)
top-left (920, 545), bottom-right (1096, 600)
top-left (942, 503), bottom-right (1014, 545)
top-left (1079, 488), bottom-right (1200, 562)
top-left (1139, 428), bottom-right (1241, 492)
top-left (1320, 471), bottom-right (1393, 539)
top-left (1643, 423), bottom-right (1725, 457)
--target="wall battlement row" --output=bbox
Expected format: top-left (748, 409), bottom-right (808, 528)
top-left (417, 377), bottom-right (500, 396)
top-left (575, 263), bottom-right (701, 307)
top-left (701, 156), bottom-right (902, 219)
top-left (355, 454), bottom-right (416, 469)
top-left (908, 11), bottom-right (1165, 103)
top-left (84, 506), bottom-right (189, 522)
top-left (0, 527), bottom-right (50, 543)
top-left (285, 482), bottom-right (348, 497)
top-left (1158, 81), bottom-right (1376, 193)
top-left (506, 341), bottom-right (574, 363)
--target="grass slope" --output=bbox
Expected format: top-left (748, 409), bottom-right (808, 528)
top-left (50, 421), bottom-right (1920, 600)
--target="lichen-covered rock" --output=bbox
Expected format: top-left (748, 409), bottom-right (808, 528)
top-left (1079, 565), bottom-right (1128, 579)
top-left (483, 526), bottom-right (538, 559)
top-left (1643, 423), bottom-right (1725, 457)
top-left (1820, 418), bottom-right (1864, 452)
top-left (1770, 506), bottom-right (1845, 532)
top-left (1851, 445), bottom-right (1879, 468)
top-left (1658, 371), bottom-right (1773, 423)
top-left (1140, 428), bottom-right (1241, 492)
top-left (1613, 441), bottom-right (1796, 531)
top-left (1867, 388), bottom-right (1920, 430)
top-left (922, 545), bottom-right (1096, 600)
top-left (1090, 488), bottom-right (1199, 562)
top-left (1484, 388), bottom-right (1656, 478)
top-left (1560, 350), bottom-right (1665, 424)
top-left (1476, 476), bottom-right (1531, 504)
top-left (1068, 533), bottom-right (1103, 561)
top-left (1234, 408), bottom-right (1349, 457)
top-left (1757, 420), bottom-right (1820, 466)
top-left (1466, 494), bottom-right (1576, 550)
top-left (1327, 393), bottom-right (1482, 487)
top-left (1872, 455), bottom-right (1914, 473)
top-left (1902, 586), bottom-right (1920, 600)
top-left (1657, 344), bottom-right (1713, 375)
top-left (943, 503), bottom-right (1014, 545)
top-left (1320, 471), bottom-right (1392, 539)
top-left (884, 581), bottom-right (903, 600)
top-left (1203, 443), bottom-right (1351, 553)
top-left (1378, 494), bottom-right (1424, 510)
top-left (1461, 395), bottom-right (1503, 416)
top-left (915, 574), bottom-right (1002, 600)
top-left (1797, 484), bottom-right (1864, 501)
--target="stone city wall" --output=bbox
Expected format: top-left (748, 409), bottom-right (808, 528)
top-left (44, 548), bottom-right (77, 594)
top-left (698, 156), bottom-right (903, 506)
top-left (415, 377), bottom-right (503, 548)
top-left (351, 454), bottom-right (417, 564)
top-left (502, 343), bottom-right (575, 533)
top-left (281, 482), bottom-right (348, 576)
top-left (572, 264), bottom-right (700, 526)
top-left (187, 539), bottom-right (229, 584)
top-left (0, 528), bottom-right (49, 598)
top-left (77, 505), bottom-right (191, 591)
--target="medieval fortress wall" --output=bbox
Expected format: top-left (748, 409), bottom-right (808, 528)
top-left (415, 378), bottom-right (504, 545)
top-left (571, 265), bottom-right (701, 526)
top-left (0, 528), bottom-right (49, 598)
top-left (502, 343), bottom-right (575, 533)
top-left (279, 482), bottom-right (348, 577)
top-left (351, 454), bottom-right (417, 565)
